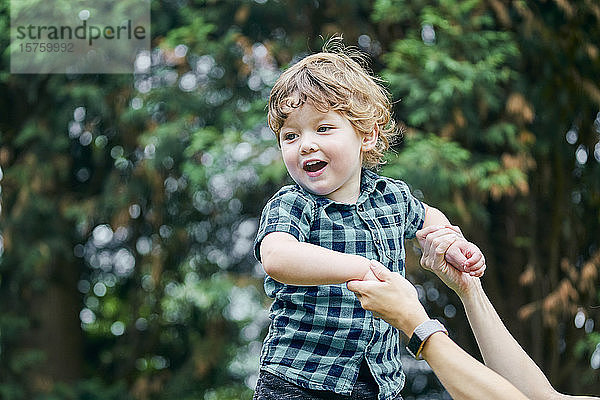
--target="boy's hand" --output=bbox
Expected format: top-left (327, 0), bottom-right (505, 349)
top-left (416, 226), bottom-right (480, 296)
top-left (445, 238), bottom-right (486, 277)
top-left (417, 225), bottom-right (486, 277)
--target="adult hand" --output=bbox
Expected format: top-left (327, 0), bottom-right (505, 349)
top-left (361, 261), bottom-right (380, 281)
top-left (416, 226), bottom-right (479, 297)
top-left (347, 260), bottom-right (429, 335)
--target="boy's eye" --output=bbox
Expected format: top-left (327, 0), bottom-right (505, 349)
top-left (282, 132), bottom-right (298, 141)
top-left (317, 126), bottom-right (331, 133)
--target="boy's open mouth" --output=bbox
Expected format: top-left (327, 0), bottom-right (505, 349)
top-left (303, 160), bottom-right (328, 173)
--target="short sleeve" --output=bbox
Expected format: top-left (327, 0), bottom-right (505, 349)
top-left (253, 188), bottom-right (314, 262)
top-left (395, 180), bottom-right (426, 239)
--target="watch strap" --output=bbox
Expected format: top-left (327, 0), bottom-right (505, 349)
top-left (406, 319), bottom-right (448, 360)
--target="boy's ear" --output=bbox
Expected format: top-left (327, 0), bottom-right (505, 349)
top-left (361, 125), bottom-right (379, 151)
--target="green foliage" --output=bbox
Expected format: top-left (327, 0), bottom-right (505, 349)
top-left (35, 379), bottom-right (131, 400)
top-left (379, 0), bottom-right (519, 140)
top-left (384, 134), bottom-right (471, 189)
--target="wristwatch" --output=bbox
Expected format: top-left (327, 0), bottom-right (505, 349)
top-left (406, 319), bottom-right (448, 360)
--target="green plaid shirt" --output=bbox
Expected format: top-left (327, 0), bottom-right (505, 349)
top-left (254, 169), bottom-right (425, 400)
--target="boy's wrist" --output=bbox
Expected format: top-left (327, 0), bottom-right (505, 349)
top-left (345, 255), bottom-right (377, 281)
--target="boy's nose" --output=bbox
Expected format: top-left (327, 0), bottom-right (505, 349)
top-left (299, 136), bottom-right (318, 154)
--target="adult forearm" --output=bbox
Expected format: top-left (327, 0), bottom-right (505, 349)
top-left (420, 332), bottom-right (529, 400)
top-left (459, 281), bottom-right (558, 400)
top-left (261, 233), bottom-right (371, 285)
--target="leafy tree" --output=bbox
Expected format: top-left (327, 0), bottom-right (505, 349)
top-left (0, 0), bottom-right (388, 398)
top-left (375, 0), bottom-right (600, 393)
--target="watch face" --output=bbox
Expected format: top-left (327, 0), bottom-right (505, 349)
top-left (405, 345), bottom-right (418, 359)
top-left (406, 333), bottom-right (424, 360)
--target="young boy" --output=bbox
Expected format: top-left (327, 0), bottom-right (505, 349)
top-left (253, 44), bottom-right (485, 400)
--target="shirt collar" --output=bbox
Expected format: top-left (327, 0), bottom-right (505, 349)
top-left (357, 168), bottom-right (387, 206)
top-left (294, 168), bottom-right (387, 208)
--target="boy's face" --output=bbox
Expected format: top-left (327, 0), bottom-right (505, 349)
top-left (279, 102), bottom-right (376, 203)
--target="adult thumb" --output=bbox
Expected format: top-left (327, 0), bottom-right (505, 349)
top-left (369, 260), bottom-right (391, 280)
top-left (346, 279), bottom-right (363, 293)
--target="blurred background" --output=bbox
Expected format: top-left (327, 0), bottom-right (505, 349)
top-left (1, 0), bottom-right (599, 399)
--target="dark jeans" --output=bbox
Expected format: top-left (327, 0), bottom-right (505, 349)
top-left (253, 360), bottom-right (403, 400)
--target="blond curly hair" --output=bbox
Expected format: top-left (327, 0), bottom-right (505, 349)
top-left (267, 39), bottom-right (398, 169)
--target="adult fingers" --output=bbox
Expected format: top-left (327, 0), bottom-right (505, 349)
top-left (420, 234), bottom-right (455, 271)
top-left (420, 253), bottom-right (431, 271)
top-left (445, 224), bottom-right (464, 238)
top-left (432, 235), bottom-right (457, 261)
top-left (424, 228), bottom-right (461, 254)
top-left (346, 279), bottom-right (363, 293)
top-left (422, 237), bottom-right (456, 275)
top-left (369, 260), bottom-right (393, 281)
top-left (416, 225), bottom-right (444, 241)
top-left (418, 226), bottom-right (452, 253)
top-left (346, 279), bottom-right (380, 294)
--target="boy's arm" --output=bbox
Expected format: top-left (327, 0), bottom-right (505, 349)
top-left (260, 231), bottom-right (376, 285)
top-left (422, 203), bottom-right (453, 228)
